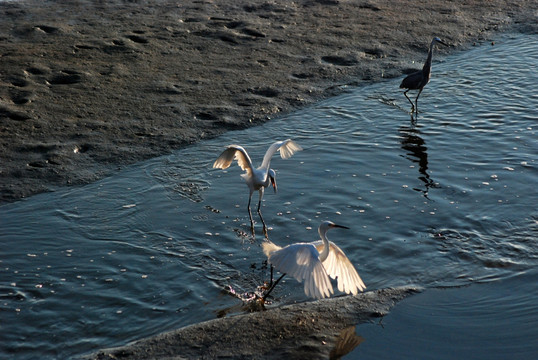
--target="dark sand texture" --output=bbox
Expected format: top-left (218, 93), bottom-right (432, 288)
top-left (1, 0), bottom-right (537, 203)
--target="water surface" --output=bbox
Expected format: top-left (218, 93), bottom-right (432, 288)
top-left (1, 33), bottom-right (536, 359)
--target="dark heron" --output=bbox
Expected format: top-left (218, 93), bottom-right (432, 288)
top-left (400, 37), bottom-right (448, 113)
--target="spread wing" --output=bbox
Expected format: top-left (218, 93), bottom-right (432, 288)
top-left (268, 243), bottom-right (333, 299)
top-left (278, 139), bottom-right (303, 159)
top-left (314, 241), bottom-right (366, 295)
top-left (213, 145), bottom-right (254, 175)
top-left (260, 139), bottom-right (303, 169)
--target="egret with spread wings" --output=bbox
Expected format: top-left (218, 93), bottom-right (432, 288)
top-left (213, 139), bottom-right (302, 237)
top-left (262, 221), bottom-right (366, 300)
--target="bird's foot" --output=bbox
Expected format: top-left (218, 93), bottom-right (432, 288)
top-left (259, 280), bottom-right (271, 291)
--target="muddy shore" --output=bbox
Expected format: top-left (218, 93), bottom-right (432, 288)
top-left (1, 0), bottom-right (537, 203)
top-left (87, 287), bottom-right (419, 359)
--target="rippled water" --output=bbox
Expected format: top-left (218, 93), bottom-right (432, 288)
top-left (1, 33), bottom-right (536, 359)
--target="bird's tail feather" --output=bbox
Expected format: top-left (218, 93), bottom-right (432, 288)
top-left (262, 241), bottom-right (281, 258)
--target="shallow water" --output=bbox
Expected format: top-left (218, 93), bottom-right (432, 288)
top-left (353, 269), bottom-right (538, 360)
top-left (1, 33), bottom-right (537, 359)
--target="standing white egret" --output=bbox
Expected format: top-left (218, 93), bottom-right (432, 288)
top-left (213, 139), bottom-right (302, 237)
top-left (400, 37), bottom-right (448, 113)
top-left (262, 221), bottom-right (366, 300)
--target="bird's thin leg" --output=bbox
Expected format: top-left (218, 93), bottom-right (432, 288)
top-left (410, 112), bottom-right (417, 125)
top-left (415, 88), bottom-right (423, 114)
top-left (257, 189), bottom-right (268, 238)
top-left (404, 89), bottom-right (415, 112)
top-left (247, 193), bottom-right (255, 236)
top-left (263, 273), bottom-right (286, 302)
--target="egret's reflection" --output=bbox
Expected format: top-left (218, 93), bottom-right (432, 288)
top-left (398, 123), bottom-right (439, 198)
top-left (329, 326), bottom-right (365, 359)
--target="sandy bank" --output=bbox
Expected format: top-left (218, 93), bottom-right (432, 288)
top-left (1, 0), bottom-right (537, 203)
top-left (86, 287), bottom-right (419, 359)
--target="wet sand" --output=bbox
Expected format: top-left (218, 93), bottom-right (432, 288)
top-left (87, 287), bottom-right (419, 359)
top-left (1, 0), bottom-right (537, 203)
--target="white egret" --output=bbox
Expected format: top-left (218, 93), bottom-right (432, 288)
top-left (213, 139), bottom-right (302, 237)
top-left (400, 37), bottom-right (449, 113)
top-left (262, 221), bottom-right (366, 300)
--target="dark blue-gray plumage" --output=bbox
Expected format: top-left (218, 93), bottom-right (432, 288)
top-left (400, 37), bottom-right (448, 112)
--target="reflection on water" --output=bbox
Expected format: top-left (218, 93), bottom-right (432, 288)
top-left (398, 124), bottom-right (439, 198)
top-left (330, 326), bottom-right (364, 360)
top-left (0, 34), bottom-right (537, 359)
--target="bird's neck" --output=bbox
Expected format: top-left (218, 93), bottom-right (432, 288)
top-left (318, 231), bottom-right (330, 262)
top-left (422, 42), bottom-right (435, 74)
top-left (260, 142), bottom-right (282, 170)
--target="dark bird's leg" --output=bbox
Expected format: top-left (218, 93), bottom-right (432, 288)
top-left (410, 112), bottom-right (417, 125)
top-left (415, 88), bottom-right (423, 114)
top-left (263, 273), bottom-right (286, 301)
top-left (403, 89), bottom-right (415, 112)
top-left (247, 193), bottom-right (255, 236)
top-left (256, 189), bottom-right (268, 238)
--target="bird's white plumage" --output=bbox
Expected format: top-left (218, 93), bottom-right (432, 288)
top-left (213, 140), bottom-right (302, 174)
top-left (262, 221), bottom-right (365, 299)
top-left (213, 140), bottom-right (302, 185)
top-left (313, 241), bottom-right (366, 295)
top-left (265, 243), bottom-right (333, 299)
top-left (260, 139), bottom-right (302, 170)
top-left (212, 140), bottom-right (302, 236)
top-left (212, 145), bottom-right (253, 174)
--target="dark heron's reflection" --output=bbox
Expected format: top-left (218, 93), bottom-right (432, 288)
top-left (398, 123), bottom-right (439, 198)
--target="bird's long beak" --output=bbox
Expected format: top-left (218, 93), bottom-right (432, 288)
top-left (331, 224), bottom-right (349, 230)
top-left (438, 39), bottom-right (449, 47)
top-left (270, 176), bottom-right (277, 193)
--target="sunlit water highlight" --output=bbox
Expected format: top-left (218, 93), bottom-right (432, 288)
top-left (1, 33), bottom-right (536, 359)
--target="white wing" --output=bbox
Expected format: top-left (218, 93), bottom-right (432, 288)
top-left (268, 243), bottom-right (333, 299)
top-left (313, 241), bottom-right (366, 295)
top-left (278, 139), bottom-right (303, 159)
top-left (213, 145), bottom-right (254, 175)
top-left (260, 139), bottom-right (302, 169)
